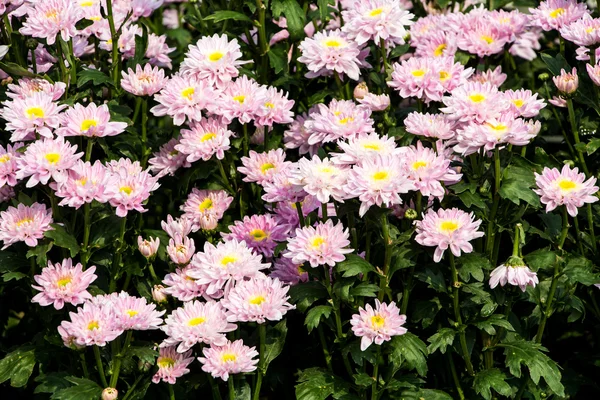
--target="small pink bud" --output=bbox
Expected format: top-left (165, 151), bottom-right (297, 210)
top-left (353, 82), bottom-right (369, 99)
top-left (138, 236), bottom-right (160, 258)
top-left (167, 235), bottom-right (195, 265)
top-left (553, 67), bottom-right (579, 94)
top-left (152, 285), bottom-right (168, 303)
top-left (586, 63), bottom-right (600, 86)
top-left (102, 387), bottom-right (118, 400)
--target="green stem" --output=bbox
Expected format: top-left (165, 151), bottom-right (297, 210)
top-left (566, 98), bottom-right (590, 175)
top-left (106, 0), bottom-right (120, 86)
top-left (68, 38), bottom-right (77, 85)
top-left (513, 224), bottom-right (521, 257)
top-left (378, 213), bottom-right (392, 301)
top-left (243, 124), bottom-right (249, 157)
top-left (208, 375), bottom-right (223, 400)
top-left (93, 345), bottom-right (109, 388)
top-left (168, 384), bottom-right (175, 400)
top-left (334, 72), bottom-right (346, 99)
top-left (110, 217), bottom-right (128, 292)
top-left (141, 98), bottom-right (149, 167)
top-left (544, 83), bottom-right (575, 158)
top-left (80, 352), bottom-right (90, 379)
top-left (252, 324), bottom-right (267, 400)
top-left (82, 203), bottom-right (91, 269)
top-left (31, 48), bottom-right (37, 74)
top-left (147, 262), bottom-right (159, 283)
top-left (109, 330), bottom-right (132, 388)
top-left (324, 268), bottom-right (354, 377)
top-left (217, 159), bottom-right (235, 195)
top-left (255, 0), bottom-right (269, 84)
top-left (587, 203), bottom-right (597, 253)
top-left (400, 266), bottom-right (415, 314)
top-left (321, 202), bottom-right (328, 221)
top-left (317, 325), bottom-right (333, 372)
top-left (558, 206), bottom-right (570, 250)
top-left (485, 148), bottom-right (502, 256)
top-left (228, 378), bottom-right (235, 400)
top-left (572, 216), bottom-right (585, 254)
top-left (371, 348), bottom-right (380, 400)
top-left (447, 353), bottom-right (465, 400)
top-left (295, 202), bottom-right (306, 227)
top-left (449, 253), bottom-right (474, 376)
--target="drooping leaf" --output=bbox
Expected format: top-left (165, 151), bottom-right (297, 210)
top-left (44, 224), bottom-right (80, 257)
top-left (473, 314), bottom-right (514, 335)
top-left (50, 377), bottom-right (103, 400)
top-left (272, 0), bottom-right (306, 40)
top-left (77, 67), bottom-right (114, 87)
top-left (473, 368), bottom-right (512, 400)
top-left (336, 254), bottom-right (376, 278)
top-left (304, 305), bottom-right (333, 333)
top-left (0, 346), bottom-right (36, 388)
top-left (389, 333), bottom-right (428, 377)
top-left (263, 320), bottom-right (288, 369)
top-left (295, 368), bottom-right (356, 400)
top-left (204, 11), bottom-right (253, 23)
top-left (427, 328), bottom-right (455, 354)
top-left (458, 253), bottom-right (489, 282)
top-left (563, 256), bottom-right (600, 286)
top-left (349, 283), bottom-right (379, 298)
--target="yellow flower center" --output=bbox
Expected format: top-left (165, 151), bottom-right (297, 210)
top-left (265, 102), bottom-right (275, 109)
top-left (469, 93), bottom-right (485, 103)
top-left (201, 132), bottom-right (217, 142)
top-left (221, 353), bottom-right (237, 363)
top-left (434, 43), bottom-right (447, 57)
top-left (120, 186), bottom-right (133, 195)
top-left (233, 95), bottom-right (246, 103)
top-left (126, 310), bottom-right (138, 318)
top-left (45, 153), bottom-right (60, 164)
top-left (221, 255), bottom-right (237, 265)
top-left (439, 71), bottom-right (450, 81)
top-left (188, 317), bottom-right (206, 326)
top-left (318, 166), bottom-right (334, 174)
top-left (261, 163), bottom-right (276, 173)
top-left (586, 27), bottom-right (596, 34)
top-left (324, 39), bottom-right (342, 47)
top-left (412, 69), bottom-right (426, 77)
top-left (440, 221), bottom-right (459, 232)
top-left (26, 106), bottom-right (45, 119)
top-left (372, 171), bottom-right (389, 181)
top-left (412, 161), bottom-right (428, 170)
top-left (512, 99), bottom-right (524, 108)
top-left (558, 179), bottom-right (577, 192)
top-left (481, 35), bottom-right (494, 44)
top-left (297, 266), bottom-right (305, 275)
top-left (362, 143), bottom-right (381, 151)
top-left (199, 198), bottom-right (213, 211)
top-left (208, 51), bottom-right (224, 62)
top-left (371, 315), bottom-right (385, 329)
top-left (45, 10), bottom-right (58, 20)
top-left (550, 8), bottom-right (565, 18)
top-left (57, 277), bottom-right (72, 287)
top-left (77, 178), bottom-right (88, 186)
top-left (249, 229), bottom-right (268, 241)
top-left (181, 87), bottom-right (195, 100)
top-left (16, 218), bottom-right (34, 227)
top-left (81, 119), bottom-right (97, 131)
top-left (369, 8), bottom-right (383, 17)
top-left (249, 295), bottom-right (266, 305)
top-left (311, 236), bottom-right (326, 248)
top-left (338, 117), bottom-right (354, 125)
top-left (80, 0), bottom-right (94, 7)
top-left (0, 154), bottom-right (11, 163)
top-left (487, 123), bottom-right (507, 133)
top-left (158, 357), bottom-right (175, 368)
top-left (88, 321), bottom-right (100, 331)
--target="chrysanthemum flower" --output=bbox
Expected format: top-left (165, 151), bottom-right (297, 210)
top-left (587, 63), bottom-right (600, 87)
top-left (341, 0), bottom-right (414, 45)
top-left (181, 188), bottom-right (233, 231)
top-left (345, 155), bottom-right (416, 217)
top-left (6, 78), bottom-right (66, 101)
top-left (553, 67), bottom-right (579, 95)
top-left (150, 75), bottom-right (215, 126)
top-left (290, 156), bottom-right (349, 203)
top-left (187, 240), bottom-right (270, 297)
top-left (529, 0), bottom-right (588, 31)
top-left (271, 195), bottom-right (321, 229)
top-left (16, 137), bottom-right (83, 187)
top-left (414, 208), bottom-right (484, 262)
top-left (222, 214), bottom-right (288, 257)
top-left (161, 215), bottom-right (194, 239)
top-left (121, 64), bottom-right (168, 96)
top-left (138, 235), bottom-right (160, 258)
top-left (53, 160), bottom-right (115, 209)
top-left (283, 111), bottom-right (321, 156)
top-left (441, 81), bottom-right (510, 123)
top-left (357, 93), bottom-right (391, 111)
top-left (175, 117), bottom-right (233, 163)
top-left (0, 142), bottom-right (24, 188)
top-left (403, 141), bottom-right (461, 198)
top-left (350, 300), bottom-right (407, 351)
top-left (112, 291), bottom-right (165, 331)
top-left (32, 259), bottom-right (97, 310)
top-left (456, 21), bottom-right (509, 58)
top-left (404, 112), bottom-right (456, 140)
top-left (58, 302), bottom-right (123, 347)
top-left (145, 32), bottom-right (176, 69)
top-left (254, 87), bottom-right (295, 127)
top-left (167, 234), bottom-right (195, 265)
top-left (1, 92), bottom-right (66, 141)
top-left (57, 103), bottom-right (127, 138)
top-left (162, 265), bottom-right (208, 302)
top-left (414, 31), bottom-right (458, 58)
top-left (221, 277), bottom-right (295, 323)
top-left (211, 75), bottom-right (268, 124)
top-left (148, 138), bottom-right (191, 178)
top-left (298, 29), bottom-right (367, 81)
top-left (534, 165), bottom-right (598, 217)
top-left (435, 56), bottom-right (474, 94)
top-left (199, 339), bottom-right (259, 381)
top-left (304, 100), bottom-right (375, 145)
top-left (131, 0), bottom-right (163, 19)
top-left (504, 89), bottom-right (547, 118)
top-left (161, 300), bottom-right (237, 353)
top-left (152, 346), bottom-right (194, 384)
top-left (332, 132), bottom-right (399, 165)
top-left (453, 114), bottom-right (532, 155)
top-left (238, 149), bottom-right (292, 185)
top-left (261, 167), bottom-right (306, 203)
top-left (509, 30), bottom-right (542, 61)
top-left (270, 257), bottom-right (309, 286)
top-left (107, 163), bottom-right (160, 217)
top-left (388, 57), bottom-right (443, 103)
top-left (0, 202), bottom-right (53, 249)
top-left (489, 256), bottom-right (539, 292)
top-left (180, 33), bottom-right (251, 89)
top-left (19, 0), bottom-right (82, 45)
top-left (560, 14), bottom-right (600, 47)
top-left (284, 219), bottom-right (353, 267)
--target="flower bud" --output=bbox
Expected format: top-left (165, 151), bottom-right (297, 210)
top-left (553, 67), bottom-right (578, 95)
top-left (138, 236), bottom-right (160, 258)
top-left (102, 388), bottom-right (118, 400)
top-left (152, 284), bottom-right (168, 303)
top-left (167, 234), bottom-right (195, 265)
top-left (405, 209), bottom-right (418, 220)
top-left (138, 359), bottom-right (153, 372)
top-left (26, 39), bottom-right (38, 50)
top-left (538, 72), bottom-right (550, 82)
top-left (353, 82), bottom-right (369, 99)
top-left (586, 63), bottom-right (600, 86)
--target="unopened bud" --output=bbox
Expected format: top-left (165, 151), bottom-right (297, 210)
top-left (26, 39), bottom-right (39, 50)
top-left (538, 72), bottom-right (550, 82)
top-left (102, 388), bottom-right (118, 400)
top-left (138, 236), bottom-right (160, 258)
top-left (152, 285), bottom-right (168, 303)
top-left (553, 67), bottom-right (579, 95)
top-left (353, 82), bottom-right (369, 99)
top-left (138, 360), bottom-right (152, 372)
top-left (405, 209), bottom-right (418, 220)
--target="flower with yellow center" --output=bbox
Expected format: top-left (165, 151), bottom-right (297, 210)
top-left (0, 154), bottom-right (11, 163)
top-left (311, 236), bottom-right (326, 248)
top-left (371, 315), bottom-right (385, 329)
top-left (323, 38), bottom-right (343, 47)
top-left (26, 107), bottom-right (45, 120)
top-left (232, 95), bottom-right (246, 104)
top-left (368, 8), bottom-right (383, 17)
top-left (412, 69), bottom-right (426, 77)
top-left (264, 102), bottom-right (275, 109)
top-left (248, 295), bottom-right (265, 305)
top-left (45, 153), bottom-right (60, 164)
top-left (88, 321), bottom-right (100, 331)
top-left (261, 163), bottom-right (276, 173)
top-left (158, 357), bottom-right (175, 368)
top-left (208, 51), bottom-right (224, 62)
top-left (338, 116), bottom-right (354, 125)
top-left (200, 132), bottom-right (217, 142)
top-left (221, 353), bottom-right (237, 363)
top-left (221, 255), bottom-right (237, 266)
top-left (439, 220), bottom-right (459, 233)
top-left (480, 35), bottom-right (494, 44)
top-left (16, 217), bottom-right (34, 227)
top-left (80, 119), bottom-right (97, 132)
top-left (434, 44), bottom-right (447, 57)
top-left (198, 198), bottom-right (213, 211)
top-left (57, 277), bottom-right (72, 287)
top-left (372, 171), bottom-right (389, 181)
top-left (188, 317), bottom-right (206, 326)
top-left (181, 87), bottom-right (195, 100)
top-left (126, 310), bottom-right (138, 318)
top-left (439, 71), bottom-right (450, 82)
top-left (469, 93), bottom-right (485, 103)
top-left (362, 142), bottom-right (381, 151)
top-left (550, 8), bottom-right (565, 18)
top-left (512, 99), bottom-right (524, 108)
top-left (412, 161), bottom-right (428, 171)
top-left (120, 186), bottom-right (133, 195)
top-left (249, 229), bottom-right (268, 242)
top-left (557, 179), bottom-right (578, 193)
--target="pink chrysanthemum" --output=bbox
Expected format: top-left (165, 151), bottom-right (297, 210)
top-left (440, 81), bottom-right (510, 123)
top-left (222, 214), bottom-right (288, 257)
top-left (19, 0), bottom-right (82, 45)
top-left (150, 75), bottom-right (215, 126)
top-left (357, 93), bottom-right (391, 111)
top-left (350, 300), bottom-right (407, 351)
top-left (261, 166), bottom-right (306, 203)
top-left (504, 89), bottom-right (547, 118)
top-left (166, 234), bottom-right (195, 265)
top-left (403, 141), bottom-right (461, 198)
top-left (0, 202), bottom-right (53, 249)
top-left (148, 138), bottom-right (191, 178)
top-left (453, 114), bottom-right (533, 155)
top-left (180, 34), bottom-right (251, 89)
top-left (58, 302), bottom-right (123, 347)
top-left (107, 160), bottom-right (160, 217)
top-left (111, 291), bottom-right (165, 331)
top-left (298, 29), bottom-right (367, 81)
top-left (152, 346), bottom-right (194, 384)
top-left (456, 21), bottom-right (509, 58)
top-left (146, 33), bottom-right (176, 69)
top-left (414, 31), bottom-right (458, 58)
top-left (138, 235), bottom-right (160, 258)
top-left (221, 276), bottom-right (295, 324)
top-left (341, 0), bottom-right (414, 45)
top-left (53, 160), bottom-right (115, 208)
top-left (121, 64), bottom-right (168, 96)
top-left (211, 75), bottom-right (268, 124)
top-left (199, 339), bottom-right (259, 381)
top-left (175, 117), bottom-right (233, 163)
top-left (553, 67), bottom-right (579, 95)
top-left (187, 239), bottom-right (270, 297)
top-left (284, 220), bottom-right (353, 267)
top-left (414, 208), bottom-right (484, 262)
top-left (332, 132), bottom-right (399, 166)
top-left (534, 165), bottom-right (599, 217)
top-left (254, 87), bottom-right (295, 127)
top-left (587, 63), bottom-right (600, 87)
top-left (16, 137), bottom-right (83, 187)
top-left (6, 78), bottom-right (66, 101)
top-left (1, 92), bottom-right (66, 142)
top-left (57, 102), bottom-right (127, 138)
top-left (162, 215), bottom-right (194, 239)
top-left (489, 256), bottom-right (539, 292)
top-left (529, 0), bottom-right (588, 31)
top-left (32, 259), bottom-right (97, 310)
top-left (181, 188), bottom-right (233, 231)
top-left (238, 149), bottom-right (292, 185)
top-left (162, 265), bottom-right (208, 302)
top-left (469, 66), bottom-right (507, 87)
top-left (290, 156), bottom-right (349, 203)
top-left (270, 257), bottom-right (309, 286)
top-left (345, 155), bottom-right (416, 217)
top-left (404, 112), bottom-right (456, 140)
top-left (161, 300), bottom-right (237, 353)
top-left (304, 100), bottom-right (375, 145)
top-left (0, 142), bottom-right (24, 188)
top-left (388, 57), bottom-right (443, 103)
top-left (283, 111), bottom-right (321, 156)
top-left (560, 14), bottom-right (600, 47)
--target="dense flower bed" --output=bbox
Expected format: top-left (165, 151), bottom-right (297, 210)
top-left (1, 0), bottom-right (600, 399)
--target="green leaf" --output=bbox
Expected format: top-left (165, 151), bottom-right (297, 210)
top-left (45, 224), bottom-right (80, 257)
top-left (26, 242), bottom-right (53, 267)
top-left (77, 67), bottom-right (114, 87)
top-left (263, 320), bottom-right (288, 369)
top-left (3, 271), bottom-right (27, 282)
top-left (586, 138), bottom-right (600, 155)
top-left (389, 44), bottom-right (411, 59)
top-left (336, 254), bottom-right (376, 278)
top-left (400, 388), bottom-right (453, 400)
top-left (0, 251), bottom-right (29, 273)
top-left (295, 368), bottom-right (355, 400)
top-left (234, 380), bottom-right (251, 400)
top-left (389, 333), bottom-right (428, 377)
top-left (353, 372), bottom-right (374, 387)
top-left (458, 190), bottom-right (487, 209)
top-left (127, 346), bottom-right (158, 365)
top-left (473, 368), bottom-right (512, 400)
top-left (267, 46), bottom-right (288, 74)
top-left (349, 283), bottom-right (379, 298)
top-left (540, 52), bottom-right (571, 76)
top-left (34, 372), bottom-right (71, 394)
top-left (426, 328), bottom-right (455, 354)
top-left (415, 266), bottom-right (447, 293)
top-left (50, 377), bottom-right (103, 400)
top-left (204, 11), bottom-right (253, 23)
top-left (473, 314), bottom-right (514, 335)
top-left (305, 305), bottom-right (333, 333)
top-left (272, 0), bottom-right (306, 40)
top-left (458, 253), bottom-right (489, 283)
top-left (524, 249), bottom-right (556, 272)
top-left (288, 281), bottom-right (328, 311)
top-left (317, 0), bottom-right (332, 21)
top-left (499, 165), bottom-right (541, 208)
top-left (342, 341), bottom-right (377, 367)
top-left (563, 256), bottom-right (600, 286)
top-left (0, 346), bottom-right (36, 387)
top-left (132, 23), bottom-right (148, 67)
top-left (0, 61), bottom-right (39, 78)
top-left (500, 340), bottom-right (565, 396)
